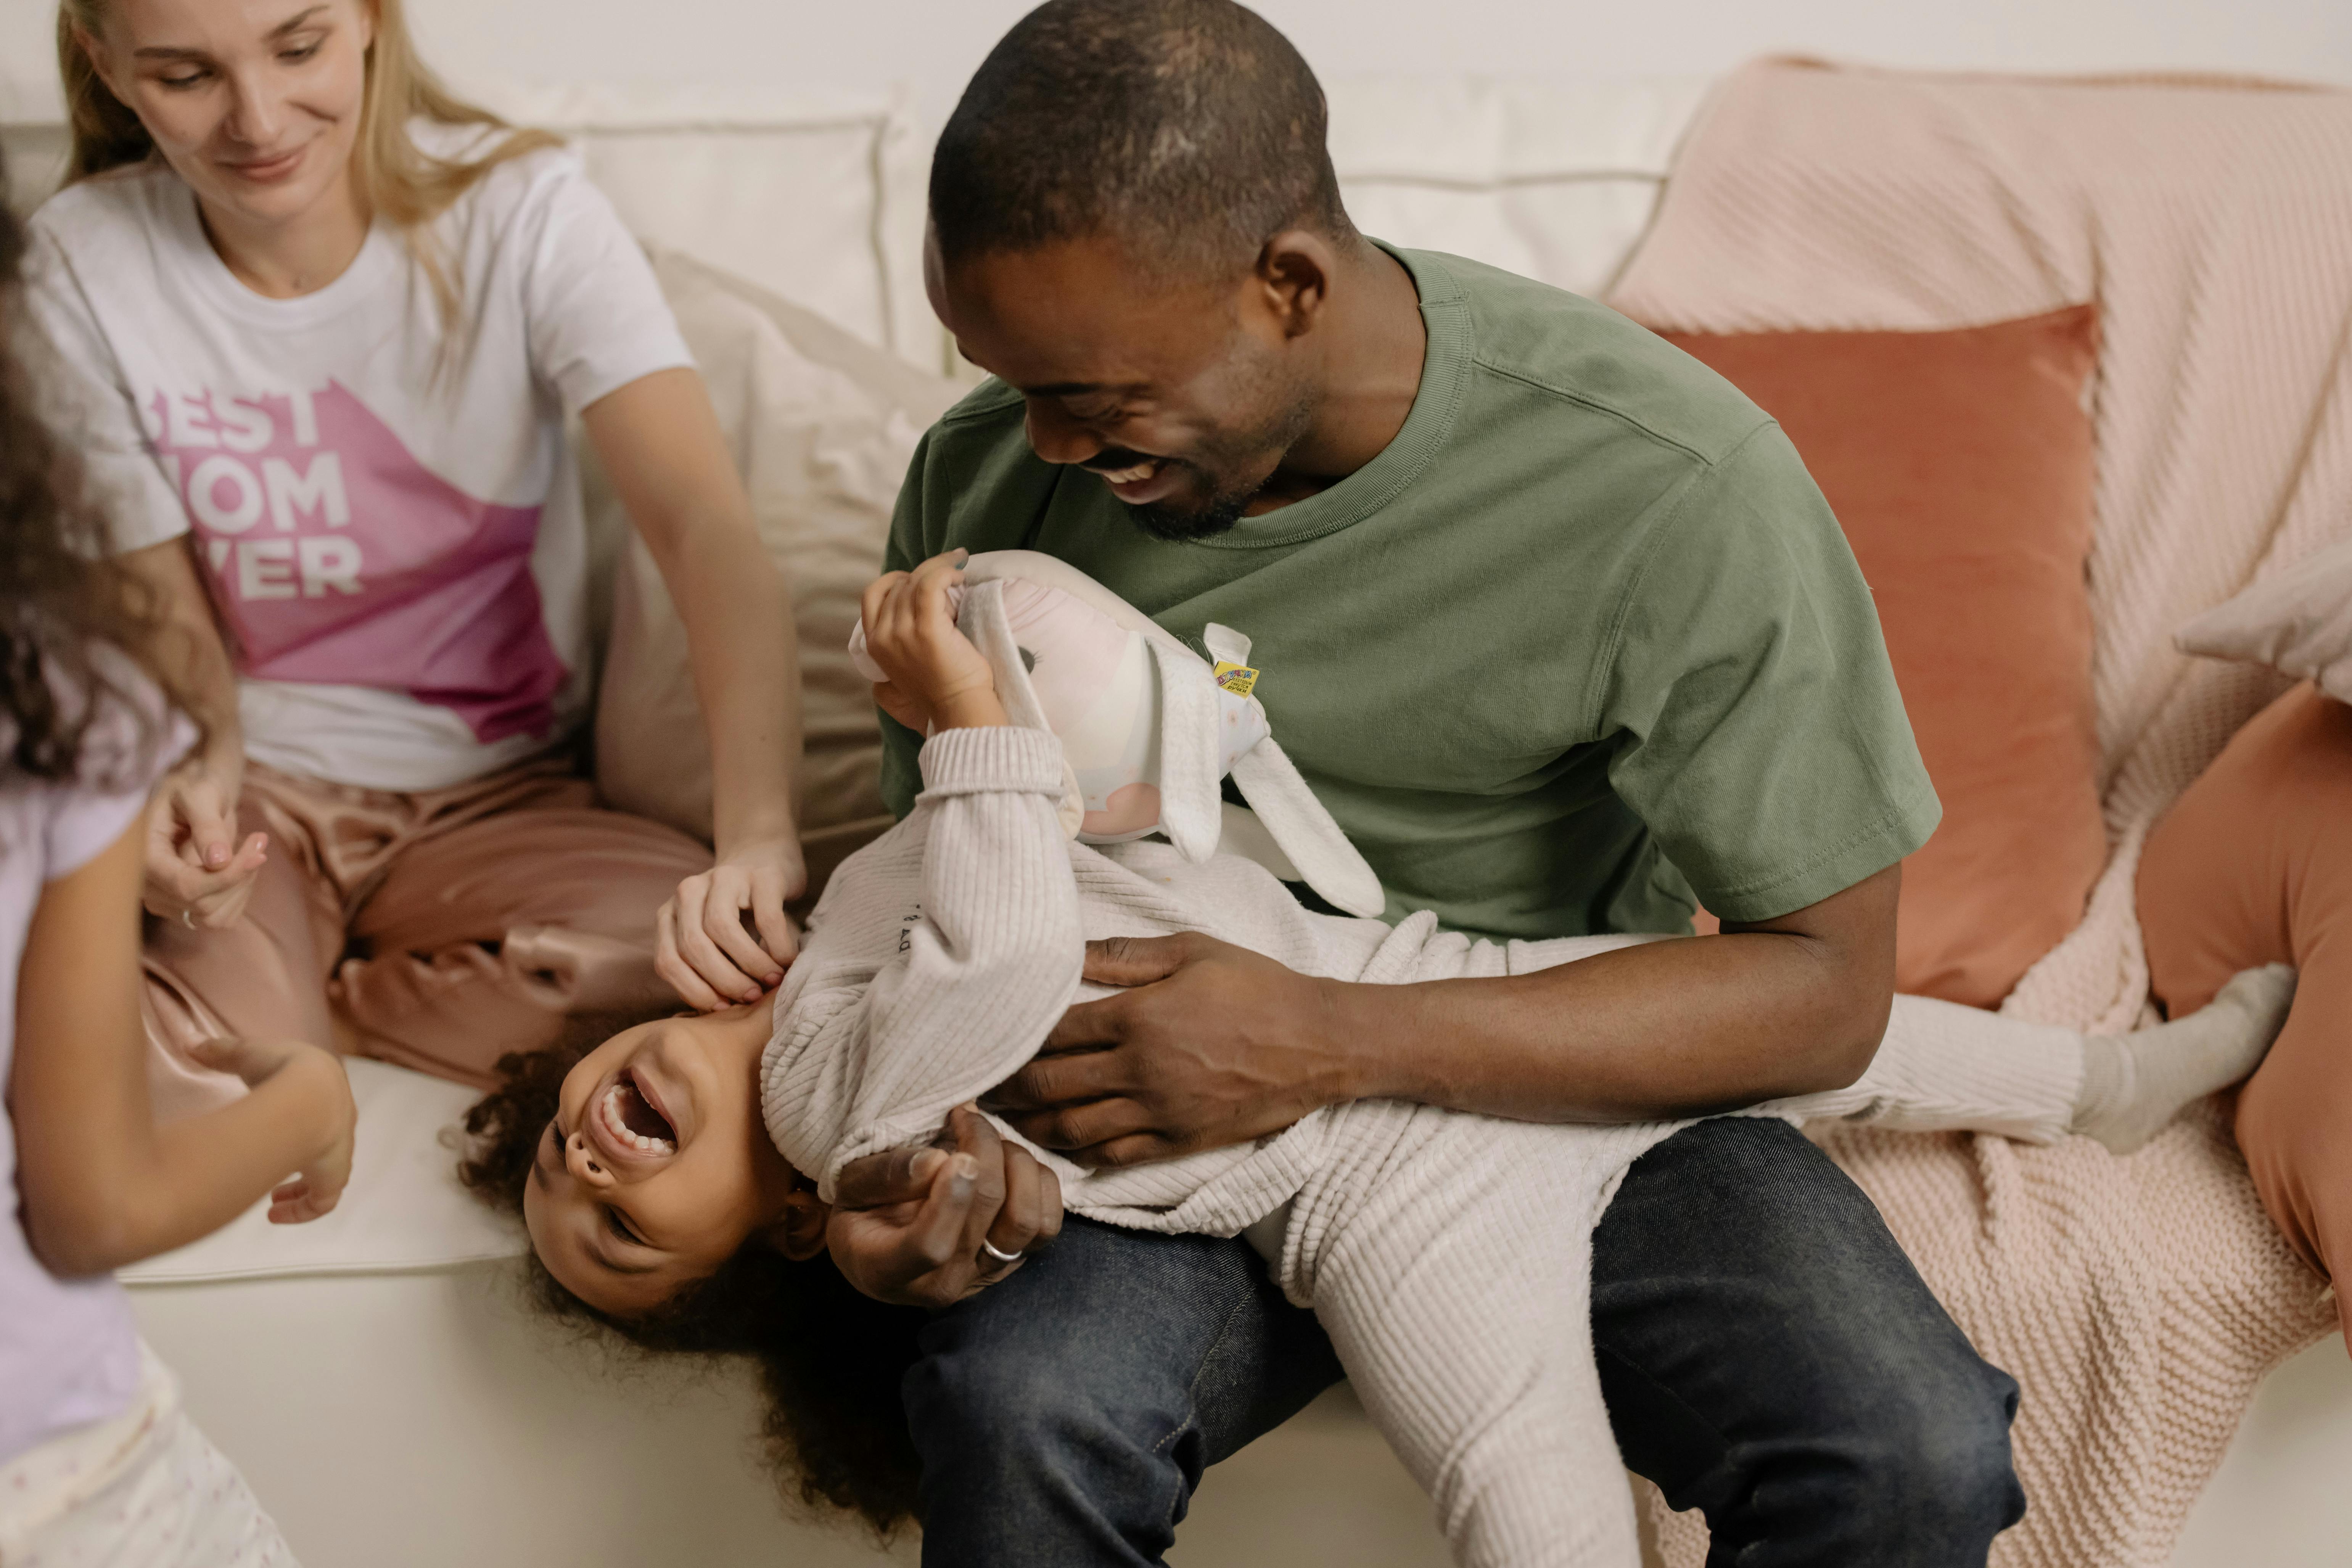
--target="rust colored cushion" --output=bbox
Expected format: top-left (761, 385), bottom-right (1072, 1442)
top-left (2140, 681), bottom-right (2352, 1319)
top-left (1657, 306), bottom-right (2103, 1007)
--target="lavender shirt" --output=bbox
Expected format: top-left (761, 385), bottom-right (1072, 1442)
top-left (0, 709), bottom-right (174, 1466)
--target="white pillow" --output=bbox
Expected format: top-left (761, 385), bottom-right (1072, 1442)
top-left (1325, 74), bottom-right (1711, 299)
top-left (590, 247), bottom-right (961, 895)
top-left (120, 1059), bottom-right (521, 1284)
top-left (2175, 536), bottom-right (2352, 702)
top-left (467, 81), bottom-right (935, 371)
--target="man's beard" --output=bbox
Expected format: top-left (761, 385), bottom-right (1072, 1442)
top-left (1127, 466), bottom-right (1266, 542)
top-left (1115, 390), bottom-right (1318, 544)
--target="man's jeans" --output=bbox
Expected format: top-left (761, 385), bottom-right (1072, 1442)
top-left (904, 1116), bottom-right (2026, 1566)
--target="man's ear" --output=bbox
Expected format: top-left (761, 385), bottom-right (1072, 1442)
top-left (756, 1186), bottom-right (831, 1262)
top-left (1253, 229), bottom-right (1336, 341)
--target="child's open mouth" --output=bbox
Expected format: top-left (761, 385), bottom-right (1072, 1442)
top-left (599, 1071), bottom-right (677, 1156)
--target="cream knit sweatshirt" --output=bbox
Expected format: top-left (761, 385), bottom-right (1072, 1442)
top-left (762, 727), bottom-right (2082, 1219)
top-left (764, 725), bottom-right (1428, 1233)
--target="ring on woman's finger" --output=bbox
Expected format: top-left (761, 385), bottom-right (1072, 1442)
top-left (977, 1237), bottom-right (1024, 1270)
top-left (182, 907), bottom-right (196, 930)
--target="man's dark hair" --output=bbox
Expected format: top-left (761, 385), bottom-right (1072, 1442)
top-left (930, 0), bottom-right (1351, 280)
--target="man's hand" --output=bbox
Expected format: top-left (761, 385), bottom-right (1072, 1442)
top-left (991, 868), bottom-right (1908, 1142)
top-left (983, 933), bottom-right (1356, 1168)
top-left (827, 1104), bottom-right (1064, 1308)
top-left (143, 754), bottom-right (268, 930)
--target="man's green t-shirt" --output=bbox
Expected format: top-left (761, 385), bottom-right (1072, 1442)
top-left (880, 247), bottom-right (1939, 939)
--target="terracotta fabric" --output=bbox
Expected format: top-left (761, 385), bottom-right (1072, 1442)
top-left (1612, 60), bottom-right (2352, 1568)
top-left (2139, 682), bottom-right (2352, 1330)
top-left (142, 755), bottom-right (709, 1113)
top-left (1658, 308), bottom-right (2104, 1008)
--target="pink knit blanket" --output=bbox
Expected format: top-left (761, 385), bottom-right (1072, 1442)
top-left (1610, 60), bottom-right (2352, 1566)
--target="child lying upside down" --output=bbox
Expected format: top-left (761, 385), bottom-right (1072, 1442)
top-left (473, 550), bottom-right (2292, 1565)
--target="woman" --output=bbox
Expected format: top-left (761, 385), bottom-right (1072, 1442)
top-left (31, 0), bottom-right (803, 1104)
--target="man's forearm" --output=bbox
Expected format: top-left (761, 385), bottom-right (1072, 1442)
top-left (1324, 902), bottom-right (1896, 1124)
top-left (995, 866), bottom-right (1903, 1163)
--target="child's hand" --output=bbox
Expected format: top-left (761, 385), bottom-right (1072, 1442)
top-left (185, 1036), bottom-right (357, 1224)
top-left (142, 753), bottom-right (269, 931)
top-left (860, 551), bottom-right (1007, 732)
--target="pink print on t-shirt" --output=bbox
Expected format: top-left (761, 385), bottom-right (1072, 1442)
top-left (146, 380), bottom-right (566, 744)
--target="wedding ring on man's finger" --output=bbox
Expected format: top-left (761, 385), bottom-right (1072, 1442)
top-left (977, 1238), bottom-right (1025, 1270)
top-left (182, 908), bottom-right (196, 930)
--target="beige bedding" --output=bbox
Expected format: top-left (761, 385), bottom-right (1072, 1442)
top-left (1610, 60), bottom-right (2352, 1565)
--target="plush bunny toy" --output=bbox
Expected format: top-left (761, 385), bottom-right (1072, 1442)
top-left (849, 550), bottom-right (1386, 919)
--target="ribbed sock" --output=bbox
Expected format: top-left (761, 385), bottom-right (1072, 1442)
top-left (2074, 964), bottom-right (2298, 1153)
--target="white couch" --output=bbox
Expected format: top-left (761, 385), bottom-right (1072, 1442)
top-left (3, 72), bottom-right (2346, 1567)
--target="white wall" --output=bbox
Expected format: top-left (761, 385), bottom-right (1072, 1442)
top-left (5, 0), bottom-right (2348, 129)
top-left (425, 0), bottom-right (2352, 127)
top-left (418, 0), bottom-right (2352, 125)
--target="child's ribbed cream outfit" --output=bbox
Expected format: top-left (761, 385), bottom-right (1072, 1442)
top-left (762, 727), bottom-right (2259, 1566)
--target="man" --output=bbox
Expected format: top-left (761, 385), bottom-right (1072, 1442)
top-left (829, 2), bottom-right (2027, 1562)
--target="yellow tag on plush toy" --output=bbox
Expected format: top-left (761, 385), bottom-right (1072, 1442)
top-left (1213, 661), bottom-right (1260, 698)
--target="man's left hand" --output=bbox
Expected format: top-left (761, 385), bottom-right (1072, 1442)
top-left (984, 933), bottom-right (1358, 1167)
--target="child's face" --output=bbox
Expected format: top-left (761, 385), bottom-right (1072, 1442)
top-left (523, 997), bottom-right (822, 1318)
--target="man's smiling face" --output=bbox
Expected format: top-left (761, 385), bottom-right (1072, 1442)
top-left (927, 230), bottom-right (1319, 541)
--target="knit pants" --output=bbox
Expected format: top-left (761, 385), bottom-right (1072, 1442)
top-left (1266, 935), bottom-right (2079, 1568)
top-left (0, 1344), bottom-right (295, 1568)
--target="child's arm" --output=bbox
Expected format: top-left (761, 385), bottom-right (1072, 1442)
top-left (764, 555), bottom-right (1081, 1193)
top-left (11, 817), bottom-right (356, 1278)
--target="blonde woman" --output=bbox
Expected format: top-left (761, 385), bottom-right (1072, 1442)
top-left (28, 0), bottom-right (804, 1106)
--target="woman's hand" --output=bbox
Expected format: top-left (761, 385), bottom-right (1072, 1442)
top-left (861, 551), bottom-right (1006, 733)
top-left (655, 837), bottom-right (808, 1011)
top-left (826, 1104), bottom-right (1064, 1308)
top-left (182, 1035), bottom-right (357, 1225)
top-left (143, 751), bottom-right (268, 931)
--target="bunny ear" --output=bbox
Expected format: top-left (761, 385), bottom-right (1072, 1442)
top-left (1229, 740), bottom-right (1387, 918)
top-left (958, 581), bottom-right (1086, 837)
top-left (956, 581), bottom-right (1042, 728)
top-left (1147, 637), bottom-right (1224, 862)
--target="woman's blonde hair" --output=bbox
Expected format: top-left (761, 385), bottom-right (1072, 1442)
top-left (56, 0), bottom-right (560, 331)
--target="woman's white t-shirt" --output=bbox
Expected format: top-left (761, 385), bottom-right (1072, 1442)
top-left (23, 125), bottom-right (694, 791)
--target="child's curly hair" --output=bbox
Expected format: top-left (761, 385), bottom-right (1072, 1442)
top-left (456, 1013), bottom-right (929, 1536)
top-left (0, 156), bottom-right (189, 785)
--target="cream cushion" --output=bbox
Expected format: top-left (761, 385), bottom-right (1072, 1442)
top-left (1326, 75), bottom-right (1710, 299)
top-left (590, 248), bottom-right (961, 894)
top-left (2175, 536), bottom-right (2352, 703)
top-left (119, 1059), bottom-right (521, 1284)
top-left (463, 83), bottom-right (935, 370)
